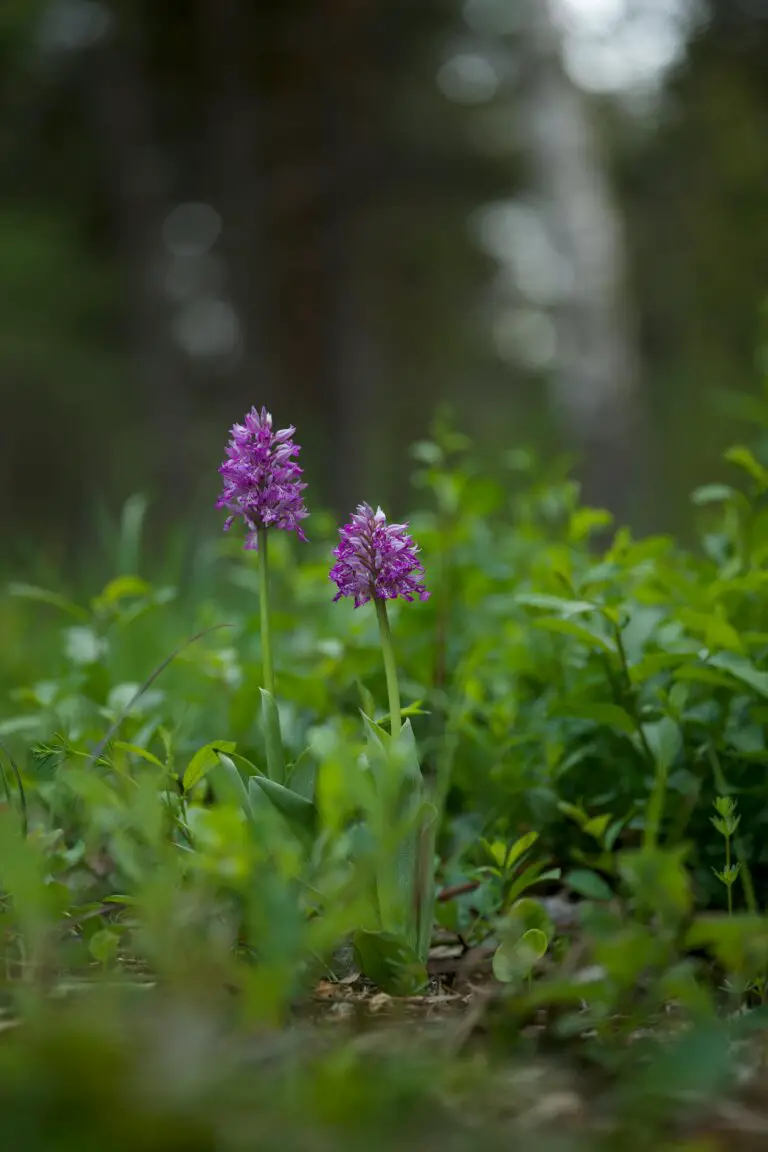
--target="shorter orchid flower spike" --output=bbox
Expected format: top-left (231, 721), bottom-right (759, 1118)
top-left (330, 502), bottom-right (429, 608)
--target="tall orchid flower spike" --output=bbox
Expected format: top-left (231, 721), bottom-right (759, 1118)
top-left (330, 502), bottom-right (429, 734)
top-left (217, 406), bottom-right (308, 696)
top-left (216, 406), bottom-right (308, 550)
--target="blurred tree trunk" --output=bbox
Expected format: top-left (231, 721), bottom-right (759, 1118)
top-left (88, 7), bottom-right (186, 514)
top-left (518, 0), bottom-right (643, 522)
top-left (275, 0), bottom-right (383, 513)
top-left (199, 0), bottom-right (275, 399)
top-left (318, 0), bottom-right (383, 513)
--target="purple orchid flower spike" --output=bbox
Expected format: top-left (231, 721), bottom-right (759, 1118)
top-left (216, 406), bottom-right (308, 550)
top-left (216, 405), bottom-right (308, 697)
top-left (331, 502), bottom-right (429, 736)
top-left (330, 503), bottom-right (430, 609)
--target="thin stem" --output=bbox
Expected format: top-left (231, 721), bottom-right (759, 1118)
top-left (375, 597), bottom-right (401, 736)
top-left (258, 527), bottom-right (275, 695)
top-left (708, 745), bottom-right (757, 913)
top-left (726, 834), bottom-right (733, 917)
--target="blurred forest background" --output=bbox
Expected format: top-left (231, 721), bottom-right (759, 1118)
top-left (1, 0), bottom-right (768, 568)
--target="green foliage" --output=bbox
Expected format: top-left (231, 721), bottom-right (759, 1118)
top-left (7, 418), bottom-right (768, 1140)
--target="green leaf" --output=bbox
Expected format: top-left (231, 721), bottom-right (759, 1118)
top-left (691, 483), bottom-right (742, 506)
top-left (558, 801), bottom-right (589, 828)
top-left (620, 846), bottom-right (692, 923)
top-left (583, 813), bottom-right (612, 842)
top-left (93, 575), bottom-right (152, 612)
top-left (287, 750), bottom-right (317, 801)
top-left (493, 928), bottom-right (548, 984)
top-left (505, 829), bottom-right (539, 869)
top-left (555, 701), bottom-right (636, 736)
top-left (724, 444), bottom-right (768, 490)
top-left (707, 652), bottom-right (768, 699)
top-left (89, 928), bottom-right (121, 965)
top-left (8, 582), bottom-right (88, 620)
top-left (353, 930), bottom-right (428, 996)
top-left (208, 752), bottom-right (251, 815)
top-left (183, 740), bottom-right (236, 792)
top-left (260, 689), bottom-right (286, 784)
top-left (505, 864), bottom-right (562, 907)
top-left (516, 594), bottom-right (598, 617)
top-left (114, 742), bottom-right (165, 770)
top-left (641, 716), bottom-right (682, 774)
top-left (566, 869), bottom-right (613, 901)
top-left (673, 665), bottom-right (740, 690)
top-left (533, 616), bottom-right (617, 656)
top-left (248, 776), bottom-right (317, 837)
top-left (504, 897), bottom-right (555, 942)
top-left (687, 914), bottom-right (768, 974)
top-left (356, 680), bottom-right (377, 720)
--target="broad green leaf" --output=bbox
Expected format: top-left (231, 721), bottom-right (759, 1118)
top-left (707, 652), bottom-right (768, 699)
top-left (353, 930), bottom-right (428, 996)
top-left (183, 741), bottom-right (236, 792)
top-left (208, 752), bottom-right (251, 815)
top-left (504, 897), bottom-right (555, 942)
top-left (641, 716), bottom-right (682, 774)
top-left (493, 928), bottom-right (548, 984)
top-left (679, 609), bottom-right (742, 652)
top-left (566, 869), bottom-right (613, 901)
top-left (248, 776), bottom-right (317, 837)
top-left (260, 689), bottom-right (286, 784)
top-left (287, 750), bottom-right (317, 801)
top-left (89, 928), bottom-right (120, 965)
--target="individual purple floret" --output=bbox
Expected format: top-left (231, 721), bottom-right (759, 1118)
top-left (216, 406), bottom-right (308, 549)
top-left (330, 503), bottom-right (430, 608)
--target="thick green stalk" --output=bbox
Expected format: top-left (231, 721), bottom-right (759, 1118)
top-left (258, 527), bottom-right (275, 695)
top-left (375, 597), bottom-right (401, 736)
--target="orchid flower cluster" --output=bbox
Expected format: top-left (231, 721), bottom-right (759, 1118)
top-left (217, 406), bottom-right (434, 987)
top-left (217, 405), bottom-right (428, 733)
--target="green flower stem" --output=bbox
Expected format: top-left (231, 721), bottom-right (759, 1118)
top-left (375, 597), bottom-right (401, 736)
top-left (258, 527), bottom-right (275, 696)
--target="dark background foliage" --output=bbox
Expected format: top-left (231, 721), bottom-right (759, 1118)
top-left (2, 0), bottom-right (768, 564)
